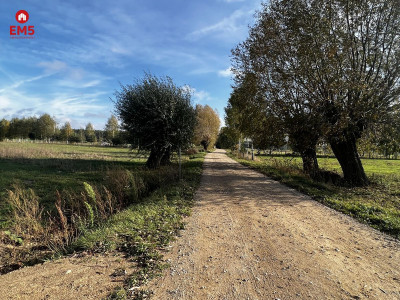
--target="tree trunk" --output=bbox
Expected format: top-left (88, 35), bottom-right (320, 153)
top-left (146, 147), bottom-right (165, 169)
top-left (329, 137), bottom-right (369, 186)
top-left (160, 146), bottom-right (171, 166)
top-left (300, 148), bottom-right (319, 179)
top-left (201, 140), bottom-right (209, 151)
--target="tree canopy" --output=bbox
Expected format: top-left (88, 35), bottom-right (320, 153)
top-left (104, 115), bottom-right (119, 143)
top-left (232, 0), bottom-right (400, 186)
top-left (114, 73), bottom-right (196, 168)
top-left (193, 104), bottom-right (221, 151)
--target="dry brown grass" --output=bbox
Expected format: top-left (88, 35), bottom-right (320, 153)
top-left (0, 165), bottom-right (181, 273)
top-left (6, 186), bottom-right (44, 238)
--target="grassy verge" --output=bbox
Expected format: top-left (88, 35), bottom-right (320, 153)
top-left (74, 154), bottom-right (205, 299)
top-left (229, 152), bottom-right (400, 239)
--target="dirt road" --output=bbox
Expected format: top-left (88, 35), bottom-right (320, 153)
top-left (0, 252), bottom-right (134, 300)
top-left (146, 149), bottom-right (400, 299)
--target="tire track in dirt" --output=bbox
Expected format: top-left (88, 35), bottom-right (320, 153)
top-left (146, 149), bottom-right (400, 299)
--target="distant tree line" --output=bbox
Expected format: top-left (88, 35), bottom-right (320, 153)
top-left (0, 113), bottom-right (127, 145)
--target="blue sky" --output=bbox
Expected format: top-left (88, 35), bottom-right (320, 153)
top-left (0, 0), bottom-right (261, 129)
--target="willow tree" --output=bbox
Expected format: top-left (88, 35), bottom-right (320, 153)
top-left (193, 104), bottom-right (220, 150)
top-left (114, 74), bottom-right (196, 168)
top-left (233, 0), bottom-right (400, 186)
top-left (231, 59), bottom-right (322, 178)
top-left (225, 73), bottom-right (286, 154)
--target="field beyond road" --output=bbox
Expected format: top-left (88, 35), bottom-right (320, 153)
top-left (232, 153), bottom-right (400, 238)
top-left (147, 150), bottom-right (400, 299)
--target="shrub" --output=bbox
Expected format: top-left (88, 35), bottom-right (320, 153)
top-left (185, 148), bottom-right (198, 155)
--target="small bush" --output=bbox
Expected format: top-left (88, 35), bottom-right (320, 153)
top-left (185, 148), bottom-right (198, 155)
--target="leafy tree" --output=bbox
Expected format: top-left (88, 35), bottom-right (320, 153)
top-left (193, 104), bottom-right (220, 151)
top-left (251, 115), bottom-right (286, 151)
top-left (363, 109), bottom-right (400, 158)
top-left (104, 115), bottom-right (119, 143)
top-left (114, 73), bottom-right (196, 168)
top-left (7, 117), bottom-right (38, 139)
top-left (224, 104), bottom-right (240, 144)
top-left (8, 118), bottom-right (19, 139)
top-left (69, 133), bottom-right (82, 143)
top-left (37, 114), bottom-right (56, 140)
top-left (85, 123), bottom-right (96, 143)
top-left (216, 127), bottom-right (239, 149)
top-left (232, 0), bottom-right (400, 186)
top-left (226, 73), bottom-right (288, 156)
top-left (0, 119), bottom-right (10, 141)
top-left (60, 122), bottom-right (73, 142)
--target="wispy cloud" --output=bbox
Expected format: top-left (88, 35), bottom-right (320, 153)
top-left (0, 73), bottom-right (53, 93)
top-left (38, 60), bottom-right (68, 73)
top-left (183, 85), bottom-right (213, 104)
top-left (0, 95), bottom-right (12, 110)
top-left (0, 84), bottom-right (110, 129)
top-left (218, 67), bottom-right (232, 78)
top-left (0, 0), bottom-right (257, 130)
top-left (193, 89), bottom-right (213, 103)
top-left (187, 9), bottom-right (253, 41)
top-left (57, 79), bottom-right (102, 89)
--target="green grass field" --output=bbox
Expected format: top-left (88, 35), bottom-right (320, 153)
top-left (0, 141), bottom-right (205, 287)
top-left (231, 153), bottom-right (400, 239)
top-left (0, 142), bottom-right (147, 228)
top-left (259, 155), bottom-right (400, 176)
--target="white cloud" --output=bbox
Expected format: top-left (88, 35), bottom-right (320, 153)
top-left (110, 44), bottom-right (131, 55)
top-left (57, 79), bottom-right (102, 88)
top-left (181, 85), bottom-right (195, 95)
top-left (194, 90), bottom-right (211, 102)
top-left (219, 116), bottom-right (226, 128)
top-left (0, 86), bottom-right (110, 129)
top-left (0, 74), bottom-right (52, 93)
top-left (193, 89), bottom-right (212, 103)
top-left (182, 85), bottom-right (213, 104)
top-left (188, 9), bottom-right (253, 40)
top-left (0, 95), bottom-right (11, 109)
top-left (38, 60), bottom-right (68, 73)
top-left (82, 80), bottom-right (102, 88)
top-left (218, 67), bottom-right (232, 78)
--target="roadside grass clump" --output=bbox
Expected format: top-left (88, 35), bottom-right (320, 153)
top-left (229, 152), bottom-right (400, 239)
